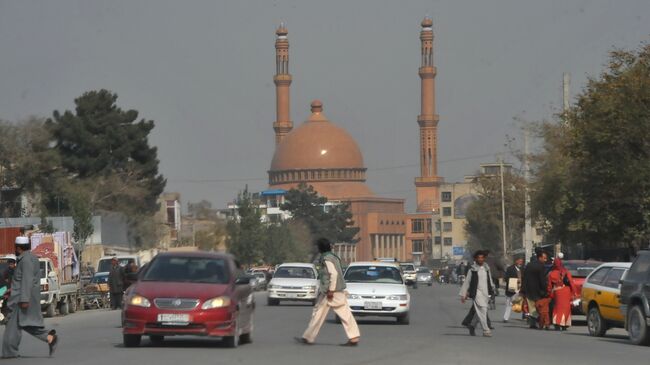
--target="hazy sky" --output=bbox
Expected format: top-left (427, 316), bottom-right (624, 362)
top-left (1, 0), bottom-right (649, 212)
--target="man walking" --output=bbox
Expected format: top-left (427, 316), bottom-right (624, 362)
top-left (503, 256), bottom-right (524, 322)
top-left (2, 237), bottom-right (58, 359)
top-left (521, 251), bottom-right (549, 329)
top-left (108, 257), bottom-right (125, 310)
top-left (296, 238), bottom-right (360, 346)
top-left (459, 250), bottom-right (495, 337)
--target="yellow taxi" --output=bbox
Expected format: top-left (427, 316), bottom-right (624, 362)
top-left (581, 262), bottom-right (632, 337)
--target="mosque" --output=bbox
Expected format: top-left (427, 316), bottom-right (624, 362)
top-left (264, 17), bottom-right (463, 264)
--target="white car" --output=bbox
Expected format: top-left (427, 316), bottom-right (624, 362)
top-left (267, 263), bottom-right (319, 306)
top-left (344, 262), bottom-right (411, 324)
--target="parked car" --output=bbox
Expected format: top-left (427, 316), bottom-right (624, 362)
top-left (562, 260), bottom-right (602, 314)
top-left (581, 262), bottom-right (631, 337)
top-left (344, 262), bottom-right (410, 324)
top-left (416, 267), bottom-right (433, 286)
top-left (122, 251), bottom-right (255, 348)
top-left (620, 250), bottom-right (650, 346)
top-left (267, 263), bottom-right (319, 306)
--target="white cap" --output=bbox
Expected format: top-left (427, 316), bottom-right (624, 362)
top-left (557, 252), bottom-right (564, 259)
top-left (15, 236), bottom-right (30, 246)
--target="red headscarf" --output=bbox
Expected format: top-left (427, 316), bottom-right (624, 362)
top-left (553, 257), bottom-right (567, 275)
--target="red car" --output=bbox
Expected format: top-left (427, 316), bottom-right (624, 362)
top-left (122, 252), bottom-right (255, 348)
top-left (562, 260), bottom-right (602, 314)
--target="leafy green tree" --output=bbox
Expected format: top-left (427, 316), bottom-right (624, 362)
top-left (0, 117), bottom-right (62, 217)
top-left (532, 43), bottom-right (650, 253)
top-left (47, 89), bottom-right (166, 216)
top-left (68, 191), bottom-right (94, 248)
top-left (465, 171), bottom-right (526, 257)
top-left (281, 183), bottom-right (359, 244)
top-left (261, 221), bottom-right (311, 265)
top-left (226, 187), bottom-right (263, 265)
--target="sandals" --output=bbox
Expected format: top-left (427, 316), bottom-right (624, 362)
top-left (48, 330), bottom-right (58, 357)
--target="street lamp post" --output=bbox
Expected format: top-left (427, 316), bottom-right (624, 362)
top-left (499, 158), bottom-right (508, 260)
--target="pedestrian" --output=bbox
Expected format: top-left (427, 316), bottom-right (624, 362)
top-left (459, 250), bottom-right (495, 337)
top-left (108, 257), bottom-right (126, 310)
top-left (521, 250), bottom-right (550, 329)
top-left (2, 236), bottom-right (58, 359)
top-left (503, 256), bottom-right (524, 322)
top-left (123, 259), bottom-right (138, 290)
top-left (1, 256), bottom-right (16, 323)
top-left (548, 255), bottom-right (573, 331)
top-left (296, 238), bottom-right (360, 346)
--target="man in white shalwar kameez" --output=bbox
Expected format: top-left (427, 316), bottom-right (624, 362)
top-left (459, 250), bottom-right (495, 337)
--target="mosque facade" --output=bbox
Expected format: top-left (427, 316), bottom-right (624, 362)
top-left (266, 18), bottom-right (464, 264)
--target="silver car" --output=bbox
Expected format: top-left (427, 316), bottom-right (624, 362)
top-left (416, 267), bottom-right (433, 286)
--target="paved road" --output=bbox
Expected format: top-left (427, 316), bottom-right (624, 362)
top-left (1, 285), bottom-right (646, 365)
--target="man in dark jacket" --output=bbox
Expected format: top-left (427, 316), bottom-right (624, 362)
top-left (503, 256), bottom-right (524, 322)
top-left (108, 258), bottom-right (125, 310)
top-left (521, 251), bottom-right (549, 328)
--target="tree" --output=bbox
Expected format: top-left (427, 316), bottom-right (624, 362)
top-left (68, 191), bottom-right (94, 248)
top-left (0, 117), bottom-right (62, 217)
top-left (281, 183), bottom-right (360, 244)
top-left (465, 171), bottom-right (526, 257)
top-left (532, 42), bottom-right (650, 253)
top-left (47, 90), bottom-right (166, 217)
top-left (226, 187), bottom-right (264, 265)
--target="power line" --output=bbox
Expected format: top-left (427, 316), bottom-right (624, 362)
top-left (168, 152), bottom-right (502, 184)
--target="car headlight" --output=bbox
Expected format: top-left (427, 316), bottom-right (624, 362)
top-left (201, 296), bottom-right (231, 310)
top-left (267, 284), bottom-right (276, 290)
top-left (347, 294), bottom-right (362, 300)
top-left (387, 295), bottom-right (408, 301)
top-left (302, 285), bottom-right (317, 291)
top-left (129, 294), bottom-right (151, 308)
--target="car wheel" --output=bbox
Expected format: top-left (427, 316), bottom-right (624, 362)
top-left (311, 299), bottom-right (318, 306)
top-left (627, 305), bottom-right (650, 346)
top-left (396, 313), bottom-right (410, 325)
top-left (123, 334), bottom-right (141, 348)
top-left (69, 296), bottom-right (77, 313)
top-left (334, 315), bottom-right (342, 324)
top-left (223, 331), bottom-right (239, 348)
top-left (45, 303), bottom-right (57, 318)
top-left (587, 306), bottom-right (607, 337)
top-left (240, 331), bottom-right (253, 344)
top-left (60, 300), bottom-right (70, 316)
top-left (427, 283), bottom-right (432, 287)
top-left (267, 298), bottom-right (279, 306)
top-left (149, 335), bottom-right (164, 345)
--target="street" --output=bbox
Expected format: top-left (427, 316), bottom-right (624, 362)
top-left (1, 284), bottom-right (645, 365)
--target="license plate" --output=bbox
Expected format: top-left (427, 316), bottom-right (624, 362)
top-left (157, 313), bottom-right (190, 324)
top-left (364, 301), bottom-right (383, 310)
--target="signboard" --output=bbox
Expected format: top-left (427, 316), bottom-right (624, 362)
top-left (452, 246), bottom-right (464, 256)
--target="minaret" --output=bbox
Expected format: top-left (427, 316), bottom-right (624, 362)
top-left (415, 16), bottom-right (443, 212)
top-left (273, 23), bottom-right (293, 145)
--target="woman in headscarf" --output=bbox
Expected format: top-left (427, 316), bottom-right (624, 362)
top-left (548, 255), bottom-right (574, 331)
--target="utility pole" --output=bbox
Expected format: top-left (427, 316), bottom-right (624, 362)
top-left (499, 157), bottom-right (508, 260)
top-left (563, 72), bottom-right (571, 126)
top-left (523, 129), bottom-right (533, 263)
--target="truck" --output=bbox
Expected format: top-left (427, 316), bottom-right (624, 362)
top-left (31, 232), bottom-right (83, 317)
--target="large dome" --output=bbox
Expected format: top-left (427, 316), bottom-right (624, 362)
top-left (268, 100), bottom-right (373, 199)
top-left (270, 100), bottom-right (364, 171)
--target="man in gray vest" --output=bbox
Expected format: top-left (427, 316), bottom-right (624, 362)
top-left (459, 250), bottom-right (495, 337)
top-left (296, 238), bottom-right (360, 346)
top-left (2, 236), bottom-right (58, 358)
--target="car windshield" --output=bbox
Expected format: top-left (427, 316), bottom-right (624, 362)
top-left (39, 261), bottom-right (46, 278)
top-left (345, 266), bottom-right (403, 284)
top-left (563, 262), bottom-right (601, 277)
top-left (91, 274), bottom-right (109, 284)
top-left (97, 258), bottom-right (132, 273)
top-left (417, 268), bottom-right (430, 273)
top-left (400, 264), bottom-right (415, 271)
top-left (142, 256), bottom-right (230, 284)
top-left (274, 267), bottom-right (316, 279)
